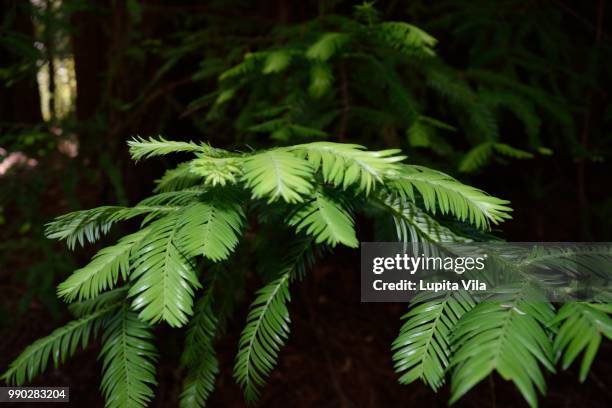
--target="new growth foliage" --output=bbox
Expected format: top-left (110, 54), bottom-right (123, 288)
top-left (4, 137), bottom-right (610, 407)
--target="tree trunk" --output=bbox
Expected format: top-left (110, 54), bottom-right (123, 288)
top-left (0, 0), bottom-right (43, 126)
top-left (70, 0), bottom-right (110, 123)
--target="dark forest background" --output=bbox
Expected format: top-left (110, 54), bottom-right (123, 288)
top-left (1, 0), bottom-right (611, 406)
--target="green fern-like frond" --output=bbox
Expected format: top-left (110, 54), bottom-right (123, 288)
top-left (450, 287), bottom-right (556, 408)
top-left (376, 22), bottom-right (437, 56)
top-left (242, 149), bottom-right (314, 203)
top-left (128, 213), bottom-right (201, 327)
top-left (177, 197), bottom-right (245, 262)
top-left (291, 142), bottom-right (405, 194)
top-left (460, 142), bottom-right (534, 173)
top-left (393, 290), bottom-right (475, 391)
top-left (128, 136), bottom-right (220, 161)
top-left (45, 206), bottom-right (127, 249)
top-left (99, 306), bottom-right (158, 408)
top-left (19, 137), bottom-right (520, 406)
top-left (212, 87), bottom-right (237, 106)
top-left (234, 272), bottom-right (291, 403)
top-left (459, 143), bottom-right (494, 173)
top-left (2, 304), bottom-right (117, 385)
top-left (375, 195), bottom-right (470, 243)
top-left (552, 302), bottom-right (612, 382)
top-left (407, 119), bottom-right (432, 148)
top-left (389, 165), bottom-right (512, 229)
top-left (308, 62), bottom-right (334, 98)
top-left (180, 291), bottom-right (219, 408)
top-left (45, 205), bottom-right (178, 249)
top-left (57, 228), bottom-right (151, 301)
top-left (262, 49), bottom-right (293, 74)
top-left (306, 33), bottom-right (351, 61)
top-left (219, 51), bottom-right (267, 81)
top-left (287, 190), bottom-right (358, 248)
top-left (493, 143), bottom-right (534, 160)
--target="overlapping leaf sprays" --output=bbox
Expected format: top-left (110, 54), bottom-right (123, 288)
top-left (5, 137), bottom-right (611, 407)
top-left (3, 137), bottom-right (514, 407)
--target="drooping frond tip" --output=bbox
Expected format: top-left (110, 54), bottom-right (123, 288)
top-left (100, 306), bottom-right (158, 408)
top-left (393, 290), bottom-right (474, 391)
top-left (180, 291), bottom-right (219, 408)
top-left (2, 304), bottom-right (118, 386)
top-left (552, 302), bottom-right (612, 382)
top-left (449, 290), bottom-right (556, 408)
top-left (389, 165), bottom-right (512, 230)
top-left (234, 273), bottom-right (291, 403)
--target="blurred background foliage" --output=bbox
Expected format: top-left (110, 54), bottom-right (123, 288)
top-left (0, 0), bottom-right (611, 406)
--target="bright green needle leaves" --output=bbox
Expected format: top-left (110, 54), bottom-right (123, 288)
top-left (393, 291), bottom-right (475, 391)
top-left (449, 292), bottom-right (556, 408)
top-left (128, 213), bottom-right (201, 328)
top-left (8, 137), bottom-right (520, 408)
top-left (234, 272), bottom-right (291, 403)
top-left (552, 302), bottom-right (612, 382)
top-left (100, 306), bottom-right (158, 408)
top-left (57, 228), bottom-right (151, 301)
top-left (291, 142), bottom-right (405, 194)
top-left (389, 165), bottom-right (512, 230)
top-left (242, 150), bottom-right (314, 203)
top-left (178, 197), bottom-right (245, 262)
top-left (288, 190), bottom-right (359, 248)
